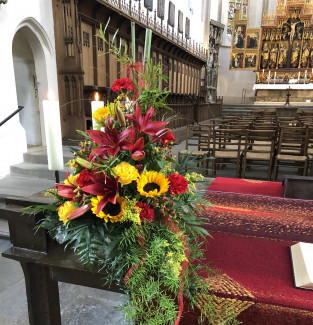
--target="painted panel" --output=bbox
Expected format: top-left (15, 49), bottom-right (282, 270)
top-left (168, 1), bottom-right (175, 27)
top-left (157, 0), bottom-right (165, 19)
top-left (178, 10), bottom-right (183, 34)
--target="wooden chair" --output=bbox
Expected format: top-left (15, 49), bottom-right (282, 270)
top-left (273, 127), bottom-right (309, 180)
top-left (241, 129), bottom-right (276, 181)
top-left (178, 125), bottom-right (212, 174)
top-left (212, 128), bottom-right (245, 178)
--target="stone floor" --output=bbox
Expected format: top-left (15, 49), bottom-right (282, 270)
top-left (0, 142), bottom-right (303, 324)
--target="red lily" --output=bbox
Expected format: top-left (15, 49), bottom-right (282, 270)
top-left (150, 128), bottom-right (170, 144)
top-left (87, 118), bottom-right (130, 158)
top-left (128, 137), bottom-right (146, 161)
top-left (82, 172), bottom-right (119, 214)
top-left (56, 171), bottom-right (78, 199)
top-left (67, 203), bottom-right (92, 220)
top-left (125, 105), bottom-right (168, 141)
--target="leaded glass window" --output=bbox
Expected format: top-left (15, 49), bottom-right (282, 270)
top-left (227, 0), bottom-right (248, 35)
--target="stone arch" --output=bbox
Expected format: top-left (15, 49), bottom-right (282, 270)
top-left (13, 17), bottom-right (59, 146)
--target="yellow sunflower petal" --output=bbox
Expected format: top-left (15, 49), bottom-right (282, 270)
top-left (137, 171), bottom-right (169, 198)
top-left (91, 196), bottom-right (125, 223)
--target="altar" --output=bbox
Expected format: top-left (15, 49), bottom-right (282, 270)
top-left (253, 83), bottom-right (313, 104)
top-left (230, 0), bottom-right (313, 105)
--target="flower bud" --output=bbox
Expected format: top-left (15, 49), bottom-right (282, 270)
top-left (75, 157), bottom-right (92, 169)
top-left (115, 105), bottom-right (126, 127)
top-left (132, 150), bottom-right (145, 161)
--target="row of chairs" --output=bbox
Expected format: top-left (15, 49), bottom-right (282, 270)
top-left (178, 118), bottom-right (313, 181)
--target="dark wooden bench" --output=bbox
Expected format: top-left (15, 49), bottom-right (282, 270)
top-left (1, 198), bottom-right (122, 325)
top-left (283, 175), bottom-right (313, 200)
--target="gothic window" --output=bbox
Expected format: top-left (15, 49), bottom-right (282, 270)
top-left (98, 38), bottom-right (104, 51)
top-left (83, 31), bottom-right (90, 47)
top-left (63, 0), bottom-right (74, 57)
top-left (227, 0), bottom-right (248, 35)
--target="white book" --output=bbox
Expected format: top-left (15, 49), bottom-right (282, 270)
top-left (290, 242), bottom-right (313, 290)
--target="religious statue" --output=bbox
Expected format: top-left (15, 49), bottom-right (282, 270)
top-left (278, 43), bottom-right (287, 68)
top-left (261, 42), bottom-right (270, 69)
top-left (289, 21), bottom-right (298, 44)
top-left (269, 43), bottom-right (279, 68)
top-left (291, 41), bottom-right (301, 68)
top-left (301, 42), bottom-right (310, 68)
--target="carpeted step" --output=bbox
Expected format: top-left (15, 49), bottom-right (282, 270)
top-left (202, 191), bottom-right (313, 243)
top-left (202, 231), bottom-right (313, 325)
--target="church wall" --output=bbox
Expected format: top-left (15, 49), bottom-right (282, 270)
top-left (0, 0), bottom-right (58, 177)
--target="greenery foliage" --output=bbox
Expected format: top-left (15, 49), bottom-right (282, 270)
top-left (33, 22), bottom-right (239, 325)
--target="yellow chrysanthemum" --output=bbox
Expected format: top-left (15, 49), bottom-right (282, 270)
top-left (91, 196), bottom-right (125, 223)
top-left (112, 162), bottom-right (139, 186)
top-left (64, 174), bottom-right (80, 187)
top-left (137, 171), bottom-right (169, 198)
top-left (92, 103), bottom-right (115, 122)
top-left (58, 201), bottom-right (77, 225)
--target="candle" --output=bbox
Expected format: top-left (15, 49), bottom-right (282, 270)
top-left (274, 72), bottom-right (276, 84)
top-left (298, 71), bottom-right (300, 82)
top-left (268, 70), bottom-right (271, 83)
top-left (91, 92), bottom-right (104, 129)
top-left (43, 91), bottom-right (64, 171)
top-left (305, 70), bottom-right (307, 83)
top-left (262, 69), bottom-right (265, 75)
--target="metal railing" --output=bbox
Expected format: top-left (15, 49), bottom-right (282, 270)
top-left (100, 0), bottom-right (208, 61)
top-left (0, 106), bottom-right (24, 127)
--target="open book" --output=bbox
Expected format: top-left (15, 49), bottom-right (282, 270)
top-left (290, 242), bottom-right (313, 290)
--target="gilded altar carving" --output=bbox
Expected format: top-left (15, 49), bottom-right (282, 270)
top-left (231, 0), bottom-right (313, 74)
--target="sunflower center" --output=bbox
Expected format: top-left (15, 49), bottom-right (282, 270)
top-left (143, 182), bottom-right (160, 192)
top-left (103, 202), bottom-right (121, 216)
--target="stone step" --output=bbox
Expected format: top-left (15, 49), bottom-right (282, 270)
top-left (23, 146), bottom-right (75, 165)
top-left (10, 162), bottom-right (70, 180)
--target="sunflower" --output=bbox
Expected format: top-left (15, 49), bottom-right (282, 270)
top-left (137, 171), bottom-right (169, 198)
top-left (91, 196), bottom-right (125, 223)
top-left (92, 103), bottom-right (115, 122)
top-left (113, 162), bottom-right (139, 186)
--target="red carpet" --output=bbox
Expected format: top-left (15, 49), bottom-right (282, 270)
top-left (180, 231), bottom-right (313, 325)
top-left (208, 177), bottom-right (284, 197)
top-left (204, 231), bottom-right (313, 312)
top-left (202, 191), bottom-right (313, 243)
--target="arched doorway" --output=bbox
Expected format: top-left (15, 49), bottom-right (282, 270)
top-left (12, 18), bottom-right (58, 148)
top-left (12, 29), bottom-right (42, 146)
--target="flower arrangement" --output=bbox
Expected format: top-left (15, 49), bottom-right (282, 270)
top-left (34, 24), bottom-right (224, 325)
top-left (309, 75), bottom-right (313, 83)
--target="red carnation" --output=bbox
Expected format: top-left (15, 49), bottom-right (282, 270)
top-left (167, 174), bottom-right (188, 196)
top-left (77, 169), bottom-right (94, 188)
top-left (160, 130), bottom-right (176, 144)
top-left (112, 78), bottom-right (134, 92)
top-left (135, 202), bottom-right (154, 223)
